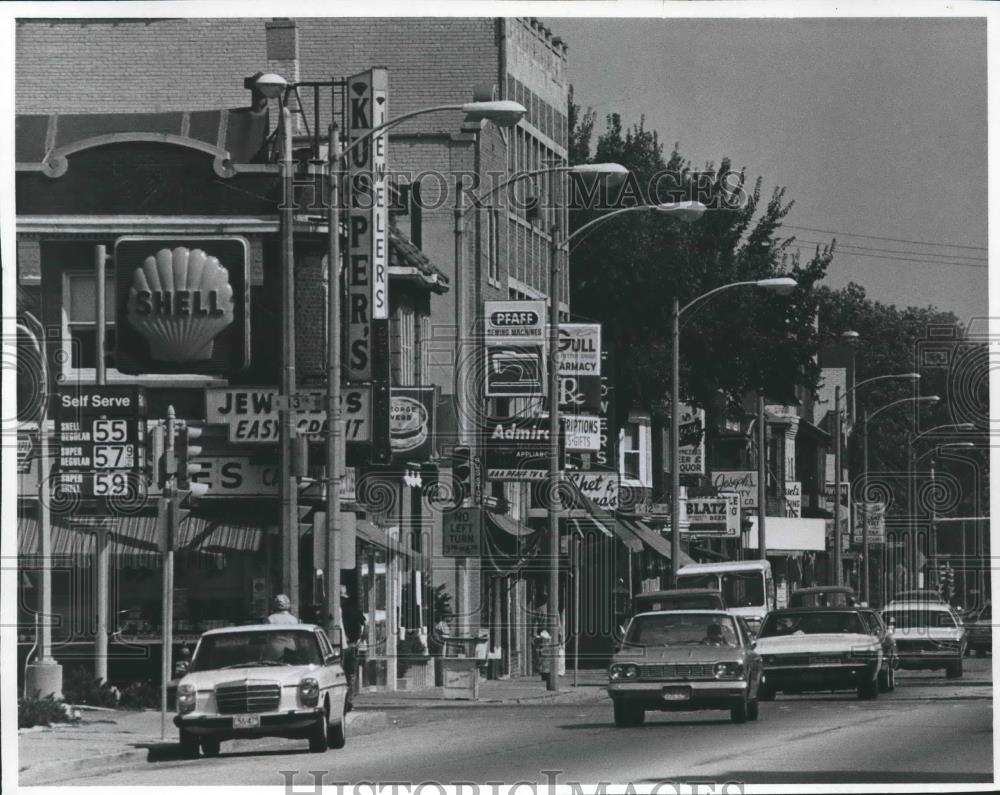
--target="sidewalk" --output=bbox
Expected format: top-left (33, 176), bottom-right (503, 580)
top-left (354, 670), bottom-right (609, 709)
top-left (18, 707), bottom-right (388, 786)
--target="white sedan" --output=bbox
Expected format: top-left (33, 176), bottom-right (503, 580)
top-left (174, 624), bottom-right (349, 758)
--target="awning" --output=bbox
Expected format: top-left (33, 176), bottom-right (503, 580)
top-left (566, 516), bottom-right (616, 541)
top-left (488, 513), bottom-right (535, 537)
top-left (17, 513), bottom-right (266, 560)
top-left (618, 517), bottom-right (697, 566)
top-left (355, 520), bottom-right (410, 557)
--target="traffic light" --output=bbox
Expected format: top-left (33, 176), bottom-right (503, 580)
top-left (174, 422), bottom-right (207, 498)
top-left (149, 423), bottom-right (167, 490)
top-left (452, 445), bottom-right (472, 506)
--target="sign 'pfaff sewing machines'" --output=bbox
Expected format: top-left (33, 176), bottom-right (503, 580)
top-left (54, 386), bottom-right (147, 498)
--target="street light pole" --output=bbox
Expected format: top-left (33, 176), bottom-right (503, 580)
top-left (546, 165), bottom-right (562, 692)
top-left (757, 393), bottom-right (767, 562)
top-left (325, 125), bottom-right (343, 637)
top-left (670, 296), bottom-right (681, 582)
top-left (669, 276), bottom-right (797, 578)
top-left (834, 384), bottom-right (843, 585)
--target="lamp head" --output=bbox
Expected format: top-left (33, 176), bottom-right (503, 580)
top-left (956, 422), bottom-right (976, 430)
top-left (654, 200), bottom-right (707, 224)
top-left (841, 330), bottom-right (861, 345)
top-left (255, 73), bottom-right (288, 100)
top-left (568, 162), bottom-right (629, 190)
top-left (925, 395), bottom-right (941, 404)
top-left (461, 100), bottom-right (526, 127)
top-left (755, 276), bottom-right (798, 295)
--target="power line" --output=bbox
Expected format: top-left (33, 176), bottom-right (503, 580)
top-left (792, 239), bottom-right (988, 270)
top-left (800, 240), bottom-right (987, 263)
top-left (782, 223), bottom-right (987, 252)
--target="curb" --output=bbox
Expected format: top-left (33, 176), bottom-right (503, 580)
top-left (19, 711), bottom-right (389, 785)
top-left (356, 687), bottom-right (607, 709)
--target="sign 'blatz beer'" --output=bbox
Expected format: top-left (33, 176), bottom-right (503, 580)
top-left (115, 237), bottom-right (250, 374)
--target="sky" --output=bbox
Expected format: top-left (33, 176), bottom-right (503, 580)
top-left (550, 16), bottom-right (988, 325)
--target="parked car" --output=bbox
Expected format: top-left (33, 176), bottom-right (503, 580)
top-left (788, 586), bottom-right (858, 609)
top-left (607, 610), bottom-right (762, 726)
top-left (173, 624), bottom-right (348, 758)
top-left (859, 607), bottom-right (898, 691)
top-left (889, 589), bottom-right (946, 606)
top-left (964, 603), bottom-right (992, 656)
top-left (882, 602), bottom-right (967, 678)
top-left (633, 589), bottom-right (726, 614)
top-left (754, 607), bottom-right (884, 700)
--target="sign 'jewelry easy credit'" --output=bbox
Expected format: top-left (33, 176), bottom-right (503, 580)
top-left (114, 238), bottom-right (250, 374)
top-left (205, 387), bottom-right (370, 444)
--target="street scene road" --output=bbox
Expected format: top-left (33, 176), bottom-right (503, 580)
top-left (35, 661), bottom-right (991, 787)
top-left (10, 12), bottom-right (992, 795)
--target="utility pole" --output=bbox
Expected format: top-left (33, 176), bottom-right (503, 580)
top-left (546, 165), bottom-right (562, 692)
top-left (757, 394), bottom-right (767, 562)
top-left (325, 124), bottom-right (344, 639)
top-left (279, 104), bottom-right (299, 613)
top-left (94, 244), bottom-right (110, 685)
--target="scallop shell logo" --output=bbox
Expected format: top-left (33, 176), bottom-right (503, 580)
top-left (127, 247), bottom-right (235, 362)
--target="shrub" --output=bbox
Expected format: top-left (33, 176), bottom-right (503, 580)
top-left (62, 666), bottom-right (119, 708)
top-left (19, 691), bottom-right (72, 728)
top-left (117, 679), bottom-right (160, 710)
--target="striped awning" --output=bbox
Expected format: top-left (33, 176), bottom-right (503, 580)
top-left (17, 513), bottom-right (266, 562)
top-left (488, 513), bottom-right (536, 537)
top-left (617, 517), bottom-right (696, 566)
top-left (355, 520), bottom-right (410, 557)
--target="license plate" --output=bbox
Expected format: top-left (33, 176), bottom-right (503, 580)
top-left (661, 687), bottom-right (690, 701)
top-left (232, 714), bottom-right (260, 729)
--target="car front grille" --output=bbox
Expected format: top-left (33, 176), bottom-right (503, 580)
top-left (214, 682), bottom-right (281, 714)
top-left (897, 639), bottom-right (958, 653)
top-left (638, 663), bottom-right (715, 680)
top-left (810, 654), bottom-right (846, 665)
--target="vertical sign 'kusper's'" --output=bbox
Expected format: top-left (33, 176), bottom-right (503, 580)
top-left (347, 68), bottom-right (391, 463)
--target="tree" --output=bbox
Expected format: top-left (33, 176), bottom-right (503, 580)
top-left (567, 106), bottom-right (832, 430)
top-left (815, 283), bottom-right (988, 522)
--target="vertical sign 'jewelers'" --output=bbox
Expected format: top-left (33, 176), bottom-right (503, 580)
top-left (347, 68), bottom-right (391, 463)
top-left (54, 386), bottom-right (147, 498)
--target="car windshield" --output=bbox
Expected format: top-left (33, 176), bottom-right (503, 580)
top-left (190, 630), bottom-right (322, 671)
top-left (625, 614), bottom-right (740, 647)
top-left (791, 591), bottom-right (853, 608)
top-left (758, 611), bottom-right (865, 637)
top-left (883, 610), bottom-right (957, 629)
top-left (677, 572), bottom-right (765, 608)
top-left (637, 595), bottom-right (721, 611)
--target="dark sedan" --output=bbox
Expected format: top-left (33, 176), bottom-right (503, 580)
top-left (964, 604), bottom-right (992, 657)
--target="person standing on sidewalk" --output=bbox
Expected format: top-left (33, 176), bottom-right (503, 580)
top-left (340, 586), bottom-right (367, 712)
top-left (266, 594), bottom-right (298, 625)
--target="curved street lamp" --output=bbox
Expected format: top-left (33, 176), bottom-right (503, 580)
top-left (256, 71), bottom-right (527, 642)
top-left (671, 275), bottom-right (798, 578)
top-left (858, 395), bottom-right (940, 603)
top-left (832, 371), bottom-right (921, 587)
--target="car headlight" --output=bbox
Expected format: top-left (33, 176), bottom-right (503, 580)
top-left (299, 677), bottom-right (320, 707)
top-left (714, 661), bottom-right (744, 679)
top-left (177, 683), bottom-right (197, 715)
top-left (609, 663), bottom-right (639, 681)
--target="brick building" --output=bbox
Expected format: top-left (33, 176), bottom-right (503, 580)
top-left (15, 16), bottom-right (577, 685)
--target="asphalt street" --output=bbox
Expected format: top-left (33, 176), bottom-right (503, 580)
top-left (56, 658), bottom-right (993, 787)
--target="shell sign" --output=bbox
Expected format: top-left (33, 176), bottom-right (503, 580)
top-left (114, 237), bottom-right (250, 374)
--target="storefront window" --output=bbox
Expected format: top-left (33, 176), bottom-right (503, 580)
top-left (63, 271), bottom-right (116, 371)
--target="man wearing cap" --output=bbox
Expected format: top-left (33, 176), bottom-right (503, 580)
top-left (339, 585), bottom-right (367, 712)
top-left (266, 594), bottom-right (299, 625)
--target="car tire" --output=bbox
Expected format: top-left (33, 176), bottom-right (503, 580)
top-left (179, 729), bottom-right (200, 760)
top-left (200, 738), bottom-right (220, 758)
top-left (612, 701), bottom-right (644, 727)
top-left (858, 676), bottom-right (879, 700)
top-left (946, 658), bottom-right (963, 679)
top-left (327, 698), bottom-right (347, 750)
top-left (308, 713), bottom-right (329, 753)
top-left (747, 698), bottom-right (759, 721)
top-left (731, 696), bottom-right (749, 724)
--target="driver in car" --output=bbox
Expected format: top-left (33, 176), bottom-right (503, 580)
top-left (701, 622), bottom-right (727, 646)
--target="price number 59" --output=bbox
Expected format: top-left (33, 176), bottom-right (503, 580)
top-left (94, 472), bottom-right (131, 496)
